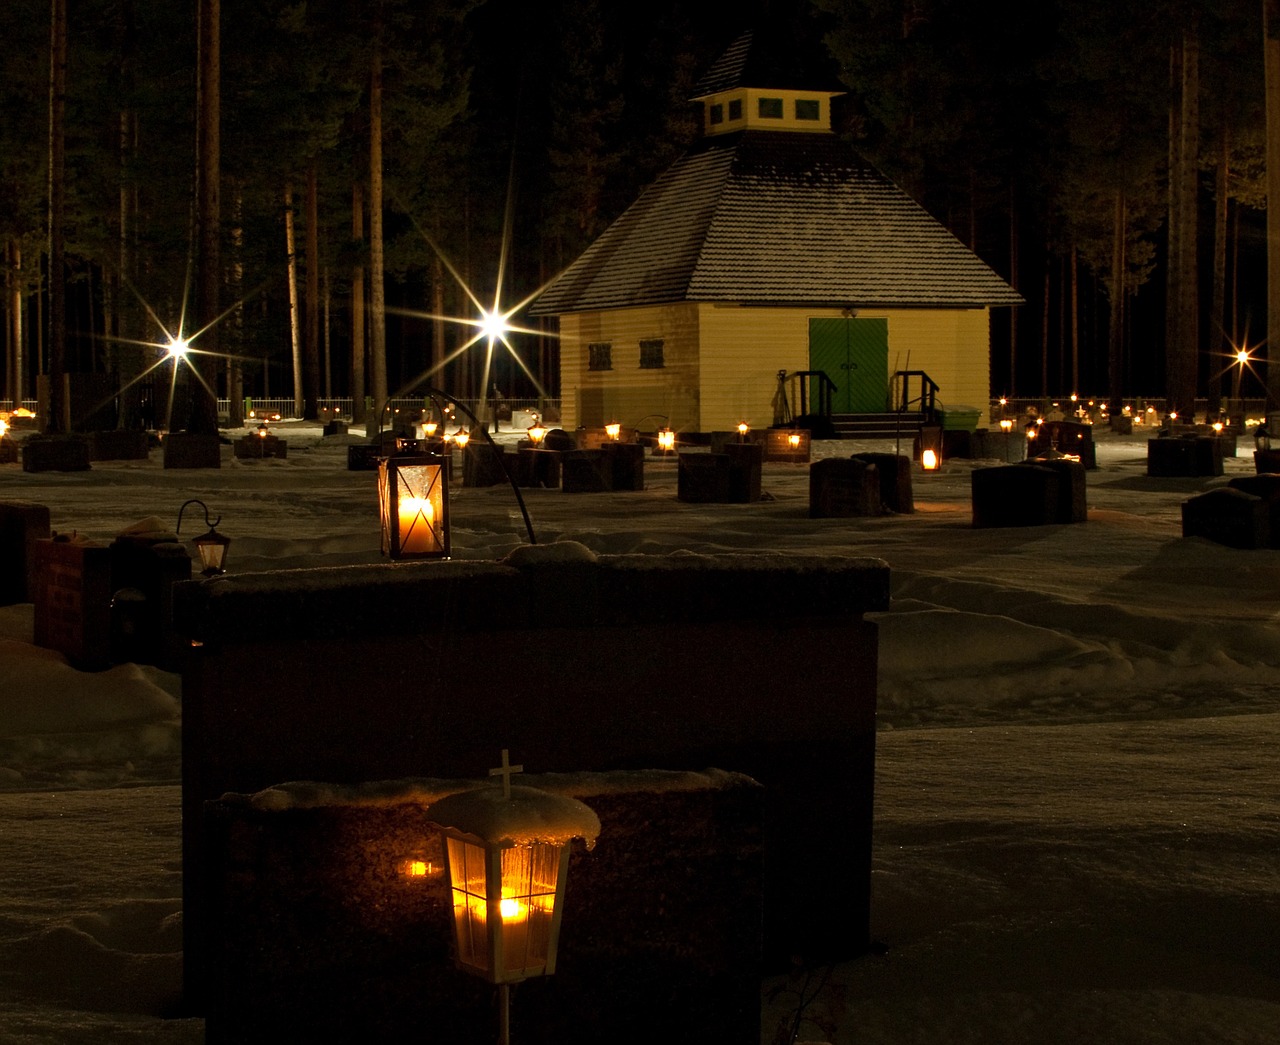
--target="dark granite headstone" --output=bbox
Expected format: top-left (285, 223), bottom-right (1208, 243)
top-left (809, 458), bottom-right (882, 518)
top-left (601, 442), bottom-right (645, 491)
top-left (1028, 420), bottom-right (1097, 468)
top-left (233, 434), bottom-right (288, 459)
top-left (1026, 456), bottom-right (1088, 523)
top-left (971, 464), bottom-right (1059, 528)
top-left (1227, 474), bottom-right (1280, 547)
top-left (109, 535), bottom-right (193, 668)
top-left (0, 501), bottom-right (52, 604)
top-left (202, 771), bottom-right (763, 1045)
top-left (173, 553), bottom-right (889, 1011)
top-left (677, 452), bottom-right (731, 502)
top-left (761, 429), bottom-right (810, 463)
top-left (22, 434), bottom-right (92, 473)
top-left (1182, 487), bottom-right (1270, 549)
top-left (88, 430), bottom-right (150, 461)
top-left (163, 431), bottom-right (222, 470)
top-left (518, 447), bottom-right (562, 488)
top-left (723, 441), bottom-right (763, 503)
top-left (347, 444), bottom-right (382, 471)
top-left (851, 452), bottom-right (914, 514)
top-left (561, 450), bottom-right (611, 493)
top-left (462, 442), bottom-right (511, 487)
top-left (1148, 437), bottom-right (1223, 477)
top-left (32, 537), bottom-right (113, 669)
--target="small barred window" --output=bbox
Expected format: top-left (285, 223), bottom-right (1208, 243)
top-left (639, 339), bottom-right (665, 369)
top-left (588, 342), bottom-right (613, 371)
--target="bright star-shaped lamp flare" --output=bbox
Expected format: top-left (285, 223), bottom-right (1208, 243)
top-left (166, 336), bottom-right (191, 359)
top-left (479, 309), bottom-right (510, 346)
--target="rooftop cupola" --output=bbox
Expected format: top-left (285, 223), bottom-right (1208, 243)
top-left (690, 30), bottom-right (843, 137)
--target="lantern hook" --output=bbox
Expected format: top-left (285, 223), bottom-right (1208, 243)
top-left (176, 498), bottom-right (221, 535)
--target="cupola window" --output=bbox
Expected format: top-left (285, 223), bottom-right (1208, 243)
top-left (758, 97), bottom-right (783, 119)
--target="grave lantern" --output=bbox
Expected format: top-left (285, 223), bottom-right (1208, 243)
top-left (605, 421), bottom-right (621, 442)
top-left (430, 751), bottom-right (599, 1044)
top-left (424, 419), bottom-right (439, 439)
top-left (1255, 424), bottom-right (1271, 453)
top-left (787, 431), bottom-right (802, 450)
top-left (527, 420), bottom-right (547, 447)
top-left (737, 421), bottom-right (750, 441)
top-left (918, 425), bottom-right (943, 472)
top-left (378, 452), bottom-right (450, 559)
top-left (176, 499), bottom-right (231, 576)
top-left (657, 427), bottom-right (676, 453)
top-left (454, 428), bottom-right (471, 450)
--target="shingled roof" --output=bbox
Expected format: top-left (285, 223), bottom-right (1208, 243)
top-left (530, 129), bottom-right (1024, 316)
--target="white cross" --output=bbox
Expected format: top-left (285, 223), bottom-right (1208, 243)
top-left (489, 749), bottom-right (523, 799)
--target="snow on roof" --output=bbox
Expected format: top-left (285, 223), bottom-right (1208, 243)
top-left (427, 784), bottom-right (601, 848)
top-left (531, 131), bottom-right (1023, 317)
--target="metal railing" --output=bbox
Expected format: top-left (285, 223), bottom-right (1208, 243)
top-left (226, 397), bottom-right (560, 427)
top-left (775, 370), bottom-right (837, 426)
top-left (891, 371), bottom-right (939, 420)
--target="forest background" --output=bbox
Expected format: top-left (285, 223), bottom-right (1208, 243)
top-left (0, 0), bottom-right (1269, 430)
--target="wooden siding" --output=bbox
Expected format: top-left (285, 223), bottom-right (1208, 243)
top-left (695, 305), bottom-right (991, 430)
top-left (884, 308), bottom-right (991, 424)
top-left (557, 304), bottom-right (702, 432)
top-left (557, 304), bottom-right (991, 433)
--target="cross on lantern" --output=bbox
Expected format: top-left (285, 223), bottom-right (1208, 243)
top-left (489, 749), bottom-right (523, 798)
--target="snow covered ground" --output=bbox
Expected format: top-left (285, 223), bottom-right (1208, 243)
top-left (0, 421), bottom-right (1277, 1043)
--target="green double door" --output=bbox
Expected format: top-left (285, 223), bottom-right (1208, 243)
top-left (808, 318), bottom-right (889, 414)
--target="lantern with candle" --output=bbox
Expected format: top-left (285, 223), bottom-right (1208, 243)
top-left (430, 751), bottom-right (599, 1044)
top-left (378, 451), bottom-right (450, 559)
top-left (604, 421), bottom-right (621, 442)
top-left (176, 499), bottom-right (232, 576)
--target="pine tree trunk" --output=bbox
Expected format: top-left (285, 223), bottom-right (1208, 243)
top-left (368, 20), bottom-right (388, 438)
top-left (115, 0), bottom-right (134, 430)
top-left (1265, 0), bottom-right (1280, 409)
top-left (322, 267), bottom-right (331, 401)
top-left (432, 251), bottom-right (445, 393)
top-left (47, 0), bottom-right (68, 433)
top-left (285, 183), bottom-right (302, 418)
top-left (226, 183), bottom-right (244, 427)
top-left (304, 159), bottom-right (320, 420)
top-left (1109, 192), bottom-right (1126, 415)
top-left (1209, 123), bottom-right (1229, 417)
top-left (1008, 187), bottom-right (1018, 397)
top-left (1070, 245), bottom-right (1079, 395)
top-left (1041, 247), bottom-right (1051, 400)
top-left (192, 0), bottom-right (220, 437)
top-left (351, 182), bottom-right (366, 423)
top-left (1167, 27), bottom-right (1200, 419)
top-left (6, 241), bottom-right (21, 406)
top-left (1178, 26), bottom-right (1200, 418)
